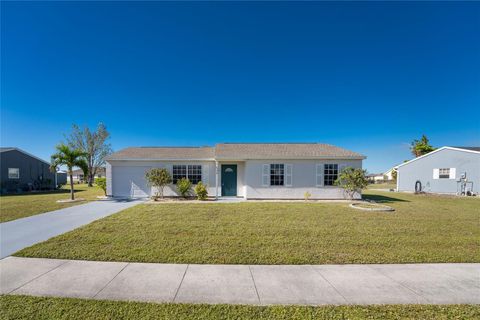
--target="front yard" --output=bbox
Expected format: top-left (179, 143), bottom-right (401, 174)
top-left (15, 190), bottom-right (480, 264)
top-left (1, 295), bottom-right (478, 320)
top-left (0, 184), bottom-right (104, 223)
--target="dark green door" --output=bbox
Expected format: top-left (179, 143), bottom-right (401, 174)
top-left (221, 164), bottom-right (237, 196)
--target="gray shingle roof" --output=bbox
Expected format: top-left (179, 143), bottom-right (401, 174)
top-left (215, 143), bottom-right (365, 159)
top-left (106, 143), bottom-right (365, 160)
top-left (452, 146), bottom-right (480, 152)
top-left (105, 147), bottom-right (216, 160)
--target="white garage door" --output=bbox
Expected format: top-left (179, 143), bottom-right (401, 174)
top-left (112, 166), bottom-right (151, 198)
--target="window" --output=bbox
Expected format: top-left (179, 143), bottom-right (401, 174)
top-left (324, 164), bottom-right (338, 186)
top-left (172, 165), bottom-right (202, 184)
top-left (8, 168), bottom-right (19, 179)
top-left (270, 164), bottom-right (284, 186)
top-left (188, 165), bottom-right (202, 184)
top-left (439, 168), bottom-right (450, 179)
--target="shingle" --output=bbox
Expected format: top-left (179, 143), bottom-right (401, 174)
top-left (106, 147), bottom-right (216, 160)
top-left (106, 143), bottom-right (365, 160)
top-left (215, 143), bottom-right (365, 159)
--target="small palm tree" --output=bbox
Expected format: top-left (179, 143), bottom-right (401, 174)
top-left (50, 144), bottom-right (88, 200)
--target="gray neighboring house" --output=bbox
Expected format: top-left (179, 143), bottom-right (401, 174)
top-left (0, 147), bottom-right (56, 193)
top-left (105, 143), bottom-right (366, 200)
top-left (397, 146), bottom-right (480, 195)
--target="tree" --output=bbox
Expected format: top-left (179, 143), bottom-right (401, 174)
top-left (50, 144), bottom-right (88, 200)
top-left (66, 123), bottom-right (112, 187)
top-left (335, 167), bottom-right (369, 200)
top-left (410, 135), bottom-right (435, 157)
top-left (391, 169), bottom-right (398, 182)
top-left (145, 168), bottom-right (172, 200)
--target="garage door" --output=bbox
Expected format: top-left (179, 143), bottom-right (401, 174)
top-left (112, 166), bottom-right (151, 198)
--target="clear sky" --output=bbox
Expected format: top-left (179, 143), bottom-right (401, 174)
top-left (1, 1), bottom-right (479, 173)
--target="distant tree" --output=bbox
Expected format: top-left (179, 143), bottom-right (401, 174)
top-left (145, 168), bottom-right (172, 200)
top-left (335, 167), bottom-right (369, 200)
top-left (50, 144), bottom-right (88, 200)
top-left (66, 123), bottom-right (112, 187)
top-left (410, 135), bottom-right (435, 157)
top-left (391, 169), bottom-right (398, 182)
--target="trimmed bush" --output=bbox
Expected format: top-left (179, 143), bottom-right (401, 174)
top-left (194, 182), bottom-right (208, 200)
top-left (95, 177), bottom-right (107, 195)
top-left (176, 178), bottom-right (192, 198)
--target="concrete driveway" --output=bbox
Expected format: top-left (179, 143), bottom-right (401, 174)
top-left (0, 199), bottom-right (142, 258)
top-left (1, 258), bottom-right (479, 305)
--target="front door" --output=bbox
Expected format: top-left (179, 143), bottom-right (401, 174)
top-left (221, 164), bottom-right (237, 196)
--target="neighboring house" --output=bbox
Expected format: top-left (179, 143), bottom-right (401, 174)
top-left (383, 167), bottom-right (398, 181)
top-left (367, 173), bottom-right (385, 183)
top-left (0, 147), bottom-right (56, 193)
top-left (105, 143), bottom-right (366, 199)
top-left (397, 146), bottom-right (480, 195)
top-left (68, 167), bottom-right (106, 183)
top-left (56, 170), bottom-right (67, 185)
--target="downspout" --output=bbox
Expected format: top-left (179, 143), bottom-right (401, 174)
top-left (215, 160), bottom-right (219, 199)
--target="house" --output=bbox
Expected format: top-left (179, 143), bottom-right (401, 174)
top-left (0, 147), bottom-right (56, 193)
top-left (383, 167), bottom-right (398, 181)
top-left (367, 173), bottom-right (385, 183)
top-left (105, 143), bottom-right (366, 199)
top-left (397, 146), bottom-right (480, 195)
top-left (68, 167), bottom-right (106, 183)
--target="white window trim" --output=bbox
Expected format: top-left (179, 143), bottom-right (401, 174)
top-left (315, 163), bottom-right (323, 187)
top-left (8, 168), bottom-right (20, 179)
top-left (172, 164), bottom-right (203, 184)
top-left (262, 163), bottom-right (292, 187)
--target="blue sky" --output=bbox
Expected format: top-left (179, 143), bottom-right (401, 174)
top-left (1, 1), bottom-right (479, 173)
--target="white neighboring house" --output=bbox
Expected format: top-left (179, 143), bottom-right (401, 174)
top-left (397, 146), bottom-right (480, 195)
top-left (67, 167), bottom-right (106, 183)
top-left (383, 167), bottom-right (398, 181)
top-left (105, 143), bottom-right (366, 199)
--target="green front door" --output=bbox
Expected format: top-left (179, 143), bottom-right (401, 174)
top-left (221, 164), bottom-right (237, 196)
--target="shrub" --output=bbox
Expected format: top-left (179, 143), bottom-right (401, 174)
top-left (194, 182), bottom-right (208, 200)
top-left (95, 177), bottom-right (107, 195)
top-left (145, 168), bottom-right (172, 200)
top-left (176, 178), bottom-right (192, 198)
top-left (335, 167), bottom-right (369, 200)
top-left (304, 191), bottom-right (311, 201)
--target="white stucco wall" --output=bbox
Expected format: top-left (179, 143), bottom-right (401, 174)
top-left (244, 159), bottom-right (363, 199)
top-left (107, 160), bottom-right (217, 197)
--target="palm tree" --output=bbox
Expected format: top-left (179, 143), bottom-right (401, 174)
top-left (50, 144), bottom-right (88, 200)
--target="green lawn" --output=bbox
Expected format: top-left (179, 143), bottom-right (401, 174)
top-left (367, 183), bottom-right (396, 189)
top-left (0, 184), bottom-right (104, 223)
top-left (1, 296), bottom-right (478, 320)
top-left (15, 190), bottom-right (480, 264)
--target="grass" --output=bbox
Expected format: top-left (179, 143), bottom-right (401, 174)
top-left (15, 190), bottom-right (480, 264)
top-left (367, 183), bottom-right (396, 189)
top-left (0, 184), bottom-right (104, 223)
top-left (1, 296), bottom-right (478, 320)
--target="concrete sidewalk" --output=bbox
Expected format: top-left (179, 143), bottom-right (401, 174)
top-left (0, 199), bottom-right (142, 258)
top-left (1, 257), bottom-right (478, 305)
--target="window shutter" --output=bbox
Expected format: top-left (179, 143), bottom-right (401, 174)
top-left (285, 164), bottom-right (293, 187)
top-left (449, 168), bottom-right (456, 180)
top-left (262, 164), bottom-right (269, 186)
top-left (316, 164), bottom-right (323, 187)
top-left (203, 164), bottom-right (209, 185)
top-left (433, 168), bottom-right (439, 179)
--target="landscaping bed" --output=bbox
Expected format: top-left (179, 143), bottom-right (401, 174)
top-left (14, 191), bottom-right (480, 264)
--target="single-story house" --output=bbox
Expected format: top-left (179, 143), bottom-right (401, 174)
top-left (367, 173), bottom-right (385, 183)
top-left (383, 167), bottom-right (398, 181)
top-left (0, 147), bottom-right (56, 193)
top-left (105, 143), bottom-right (366, 199)
top-left (397, 146), bottom-right (480, 195)
top-left (68, 167), bottom-right (106, 183)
